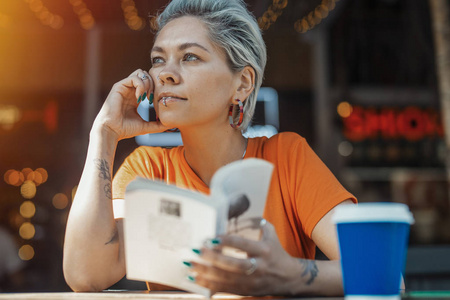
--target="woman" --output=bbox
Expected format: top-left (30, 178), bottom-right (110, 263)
top-left (63, 0), bottom-right (356, 296)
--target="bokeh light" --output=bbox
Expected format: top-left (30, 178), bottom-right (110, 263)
top-left (4, 168), bottom-right (48, 187)
top-left (52, 193), bottom-right (69, 210)
top-left (20, 201), bottom-right (36, 219)
top-left (0, 105), bottom-right (21, 129)
top-left (18, 245), bottom-right (35, 261)
top-left (25, 0), bottom-right (64, 30)
top-left (33, 171), bottom-right (43, 186)
top-left (35, 168), bottom-right (48, 183)
top-left (294, 0), bottom-right (339, 33)
top-left (69, 0), bottom-right (96, 30)
top-left (337, 101), bottom-right (353, 118)
top-left (338, 141), bottom-right (354, 157)
top-left (4, 169), bottom-right (25, 186)
top-left (20, 180), bottom-right (37, 199)
top-left (121, 0), bottom-right (145, 31)
top-left (19, 222), bottom-right (36, 240)
top-left (22, 168), bottom-right (34, 181)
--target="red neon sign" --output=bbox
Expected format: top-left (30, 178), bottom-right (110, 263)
top-left (342, 106), bottom-right (444, 141)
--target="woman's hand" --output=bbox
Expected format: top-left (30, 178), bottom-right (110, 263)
top-left (92, 69), bottom-right (168, 140)
top-left (188, 220), bottom-right (315, 296)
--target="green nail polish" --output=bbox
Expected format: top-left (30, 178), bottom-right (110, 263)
top-left (137, 95), bottom-right (141, 103)
top-left (192, 248), bottom-right (201, 255)
top-left (143, 92), bottom-right (147, 100)
top-left (210, 238), bottom-right (221, 245)
top-left (149, 93), bottom-right (154, 104)
top-left (182, 261), bottom-right (192, 267)
top-left (187, 275), bottom-right (196, 282)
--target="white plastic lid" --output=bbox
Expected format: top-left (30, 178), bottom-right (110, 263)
top-left (332, 203), bottom-right (414, 224)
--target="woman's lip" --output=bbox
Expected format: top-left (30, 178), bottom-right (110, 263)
top-left (159, 96), bottom-right (187, 104)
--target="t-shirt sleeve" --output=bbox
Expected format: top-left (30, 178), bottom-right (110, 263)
top-left (285, 133), bottom-right (357, 238)
top-left (112, 146), bottom-right (165, 200)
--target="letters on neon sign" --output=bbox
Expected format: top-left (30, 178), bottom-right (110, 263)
top-left (342, 106), bottom-right (443, 141)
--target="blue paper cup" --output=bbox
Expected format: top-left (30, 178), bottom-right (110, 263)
top-left (332, 203), bottom-right (414, 300)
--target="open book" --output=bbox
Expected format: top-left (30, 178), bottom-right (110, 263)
top-left (123, 158), bottom-right (274, 297)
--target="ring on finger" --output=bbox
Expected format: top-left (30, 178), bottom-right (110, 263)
top-left (140, 73), bottom-right (147, 80)
top-left (245, 258), bottom-right (257, 275)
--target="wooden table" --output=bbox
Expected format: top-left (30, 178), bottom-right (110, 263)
top-left (2, 291), bottom-right (450, 300)
top-left (0, 291), bottom-right (343, 300)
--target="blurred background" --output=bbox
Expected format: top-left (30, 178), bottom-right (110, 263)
top-left (0, 0), bottom-right (449, 293)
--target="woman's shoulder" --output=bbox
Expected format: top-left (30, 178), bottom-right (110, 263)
top-left (252, 131), bottom-right (306, 148)
top-left (125, 145), bottom-right (184, 164)
top-left (248, 132), bottom-right (308, 160)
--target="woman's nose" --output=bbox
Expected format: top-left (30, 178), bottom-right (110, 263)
top-left (157, 67), bottom-right (181, 85)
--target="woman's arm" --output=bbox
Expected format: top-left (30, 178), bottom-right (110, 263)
top-left (63, 69), bottom-right (167, 291)
top-left (63, 128), bottom-right (123, 292)
top-left (189, 200), bottom-right (355, 296)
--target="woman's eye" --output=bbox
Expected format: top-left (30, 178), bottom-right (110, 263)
top-left (183, 53), bottom-right (199, 62)
top-left (151, 57), bottom-right (164, 65)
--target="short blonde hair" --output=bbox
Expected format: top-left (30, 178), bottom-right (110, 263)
top-left (156, 0), bottom-right (267, 131)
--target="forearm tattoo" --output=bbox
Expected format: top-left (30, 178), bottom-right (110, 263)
top-left (299, 259), bottom-right (319, 285)
top-left (94, 158), bottom-right (112, 199)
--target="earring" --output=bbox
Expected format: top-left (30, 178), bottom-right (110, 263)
top-left (229, 99), bottom-right (244, 129)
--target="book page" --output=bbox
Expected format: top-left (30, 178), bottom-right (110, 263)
top-left (124, 182), bottom-right (217, 297)
top-left (210, 159), bottom-right (274, 241)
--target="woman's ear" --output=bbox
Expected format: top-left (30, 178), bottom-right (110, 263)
top-left (234, 66), bottom-right (255, 103)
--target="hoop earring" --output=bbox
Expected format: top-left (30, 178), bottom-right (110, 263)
top-left (229, 99), bottom-right (244, 129)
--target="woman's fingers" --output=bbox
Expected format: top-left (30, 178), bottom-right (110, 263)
top-left (189, 220), bottom-right (297, 296)
top-left (208, 220), bottom-right (276, 258)
top-left (190, 261), bottom-right (260, 296)
top-left (196, 247), bottom-right (259, 274)
top-left (125, 69), bottom-right (154, 104)
top-left (96, 68), bottom-right (163, 139)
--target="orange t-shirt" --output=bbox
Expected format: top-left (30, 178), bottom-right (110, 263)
top-left (112, 132), bottom-right (356, 259)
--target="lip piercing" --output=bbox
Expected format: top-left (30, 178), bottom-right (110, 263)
top-left (162, 97), bottom-right (167, 107)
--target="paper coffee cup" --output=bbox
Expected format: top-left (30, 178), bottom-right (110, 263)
top-left (333, 203), bottom-right (414, 300)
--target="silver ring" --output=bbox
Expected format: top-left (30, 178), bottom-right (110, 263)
top-left (260, 218), bottom-right (267, 228)
top-left (140, 74), bottom-right (147, 80)
top-left (245, 258), bottom-right (257, 275)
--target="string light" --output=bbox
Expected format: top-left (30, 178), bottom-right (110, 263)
top-left (20, 201), bottom-right (36, 219)
top-left (294, 0), bottom-right (339, 33)
top-left (4, 169), bottom-right (24, 186)
top-left (121, 0), bottom-right (145, 31)
top-left (4, 168), bottom-right (48, 187)
top-left (20, 180), bottom-right (37, 199)
top-left (24, 0), bottom-right (64, 30)
top-left (18, 245), bottom-right (35, 261)
top-left (69, 0), bottom-right (95, 30)
top-left (258, 0), bottom-right (289, 31)
top-left (19, 222), bottom-right (35, 240)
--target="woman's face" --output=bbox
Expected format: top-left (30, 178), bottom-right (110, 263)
top-left (149, 16), bottom-right (240, 130)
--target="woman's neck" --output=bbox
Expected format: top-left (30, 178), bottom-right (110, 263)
top-left (180, 126), bottom-right (247, 187)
